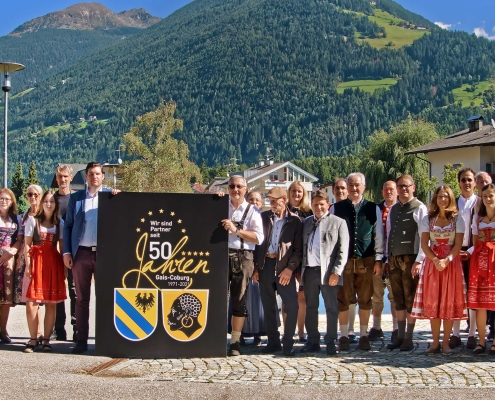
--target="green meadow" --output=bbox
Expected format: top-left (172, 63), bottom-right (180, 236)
top-left (452, 81), bottom-right (495, 108)
top-left (337, 78), bottom-right (398, 94)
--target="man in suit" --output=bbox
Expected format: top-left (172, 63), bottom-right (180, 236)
top-left (252, 187), bottom-right (302, 356)
top-left (300, 190), bottom-right (349, 355)
top-left (63, 162), bottom-right (119, 354)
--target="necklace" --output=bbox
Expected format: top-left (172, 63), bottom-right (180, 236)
top-left (488, 214), bottom-right (495, 222)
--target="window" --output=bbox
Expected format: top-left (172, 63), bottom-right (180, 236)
top-left (486, 163), bottom-right (493, 174)
top-left (269, 174), bottom-right (279, 181)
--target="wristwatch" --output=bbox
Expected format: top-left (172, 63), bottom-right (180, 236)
top-left (236, 228), bottom-right (240, 237)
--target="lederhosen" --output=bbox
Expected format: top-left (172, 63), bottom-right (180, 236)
top-left (229, 204), bottom-right (255, 317)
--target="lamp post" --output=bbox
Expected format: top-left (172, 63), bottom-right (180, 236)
top-left (1, 62), bottom-right (25, 188)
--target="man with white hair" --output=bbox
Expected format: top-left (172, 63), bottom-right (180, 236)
top-left (330, 172), bottom-right (384, 351)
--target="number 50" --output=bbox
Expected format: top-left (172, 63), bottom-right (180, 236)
top-left (149, 242), bottom-right (172, 260)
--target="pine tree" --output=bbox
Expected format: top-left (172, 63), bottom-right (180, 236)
top-left (11, 163), bottom-right (29, 213)
top-left (27, 160), bottom-right (39, 185)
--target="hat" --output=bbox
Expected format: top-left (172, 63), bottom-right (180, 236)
top-left (266, 187), bottom-right (287, 199)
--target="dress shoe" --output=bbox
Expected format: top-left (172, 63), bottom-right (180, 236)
top-left (442, 347), bottom-right (453, 355)
top-left (473, 344), bottom-right (486, 354)
top-left (387, 337), bottom-right (403, 350)
top-left (283, 346), bottom-right (295, 356)
top-left (261, 342), bottom-right (282, 354)
top-left (55, 328), bottom-right (67, 341)
top-left (300, 342), bottom-right (321, 353)
top-left (448, 335), bottom-right (462, 349)
top-left (71, 340), bottom-right (88, 354)
top-left (229, 342), bottom-right (241, 356)
top-left (400, 337), bottom-right (414, 351)
top-left (367, 328), bottom-right (383, 341)
top-left (466, 336), bottom-right (477, 349)
top-left (348, 334), bottom-right (358, 343)
top-left (326, 341), bottom-right (337, 356)
top-left (391, 329), bottom-right (398, 343)
top-left (0, 334), bottom-right (12, 344)
top-left (358, 336), bottom-right (371, 350)
top-left (339, 336), bottom-right (350, 351)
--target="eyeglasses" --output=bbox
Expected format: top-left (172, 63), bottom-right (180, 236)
top-left (228, 184), bottom-right (245, 190)
top-left (0, 198), bottom-right (11, 203)
top-left (26, 193), bottom-right (39, 198)
top-left (397, 184), bottom-right (413, 189)
top-left (437, 195), bottom-right (450, 199)
top-left (460, 178), bottom-right (474, 183)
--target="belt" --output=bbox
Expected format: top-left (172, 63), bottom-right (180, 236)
top-left (351, 255), bottom-right (359, 259)
top-left (461, 246), bottom-right (469, 251)
top-left (229, 249), bottom-right (253, 254)
top-left (79, 246), bottom-right (97, 252)
top-left (266, 253), bottom-right (278, 258)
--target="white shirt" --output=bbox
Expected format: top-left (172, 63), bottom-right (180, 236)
top-left (25, 216), bottom-right (64, 239)
top-left (385, 198), bottom-right (427, 263)
top-left (267, 213), bottom-right (287, 254)
top-left (329, 198), bottom-right (384, 261)
top-left (228, 199), bottom-right (264, 250)
top-left (79, 189), bottom-right (99, 247)
top-left (306, 219), bottom-right (321, 267)
top-left (458, 194), bottom-right (477, 247)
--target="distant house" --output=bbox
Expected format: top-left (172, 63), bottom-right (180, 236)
top-left (191, 183), bottom-right (206, 193)
top-left (317, 183), bottom-right (337, 204)
top-left (406, 116), bottom-right (495, 184)
top-left (88, 116), bottom-right (97, 121)
top-left (78, 118), bottom-right (85, 122)
top-left (416, 26), bottom-right (427, 30)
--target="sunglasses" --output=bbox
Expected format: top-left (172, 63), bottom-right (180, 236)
top-left (228, 184), bottom-right (245, 190)
top-left (26, 193), bottom-right (39, 198)
top-left (397, 184), bottom-right (413, 189)
top-left (460, 178), bottom-right (473, 183)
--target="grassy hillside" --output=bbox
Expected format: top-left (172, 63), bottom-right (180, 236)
top-left (354, 9), bottom-right (428, 49)
top-left (337, 78), bottom-right (398, 93)
top-left (452, 81), bottom-right (495, 107)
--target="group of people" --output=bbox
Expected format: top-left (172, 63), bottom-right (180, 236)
top-left (225, 168), bottom-right (495, 356)
top-left (0, 162), bottom-right (115, 354)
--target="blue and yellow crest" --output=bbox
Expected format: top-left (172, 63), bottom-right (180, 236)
top-left (114, 288), bottom-right (158, 341)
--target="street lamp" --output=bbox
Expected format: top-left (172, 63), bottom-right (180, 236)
top-left (1, 62), bottom-right (25, 188)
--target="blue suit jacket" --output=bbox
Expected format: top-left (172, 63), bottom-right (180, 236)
top-left (63, 188), bottom-right (111, 258)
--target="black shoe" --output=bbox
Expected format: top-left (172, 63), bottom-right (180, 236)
top-left (0, 335), bottom-right (12, 344)
top-left (348, 334), bottom-right (358, 344)
top-left (239, 336), bottom-right (246, 346)
top-left (391, 329), bottom-right (398, 343)
top-left (326, 341), bottom-right (337, 356)
top-left (367, 328), bottom-right (383, 341)
top-left (399, 337), bottom-right (414, 351)
top-left (358, 336), bottom-right (371, 350)
top-left (339, 336), bottom-right (350, 351)
top-left (387, 338), bottom-right (403, 350)
top-left (229, 342), bottom-right (241, 356)
top-left (300, 342), bottom-right (321, 353)
top-left (55, 329), bottom-right (67, 341)
top-left (71, 340), bottom-right (88, 354)
top-left (261, 342), bottom-right (282, 354)
top-left (282, 346), bottom-right (295, 356)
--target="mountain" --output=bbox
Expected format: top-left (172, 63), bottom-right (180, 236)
top-left (9, 3), bottom-right (161, 36)
top-left (3, 0), bottom-right (495, 184)
top-left (0, 3), bottom-right (160, 91)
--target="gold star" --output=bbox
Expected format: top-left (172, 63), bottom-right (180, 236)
top-left (171, 212), bottom-right (175, 216)
top-left (148, 211), bottom-right (152, 216)
top-left (136, 228), bottom-right (141, 232)
top-left (178, 219), bottom-right (182, 224)
top-left (141, 218), bottom-right (145, 223)
top-left (187, 251), bottom-right (192, 256)
top-left (182, 229), bottom-right (186, 233)
top-left (181, 251), bottom-right (186, 256)
top-left (199, 252), bottom-right (204, 256)
top-left (159, 209), bottom-right (164, 213)
top-left (193, 251), bottom-right (198, 256)
top-left (205, 252), bottom-right (210, 256)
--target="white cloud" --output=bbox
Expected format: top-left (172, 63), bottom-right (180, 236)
top-left (474, 27), bottom-right (495, 40)
top-left (434, 21), bottom-right (452, 30)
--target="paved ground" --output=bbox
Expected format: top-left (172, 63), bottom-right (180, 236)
top-left (3, 286), bottom-right (495, 398)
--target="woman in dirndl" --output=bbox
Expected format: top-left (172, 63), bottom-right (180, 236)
top-left (0, 188), bottom-right (23, 344)
top-left (468, 183), bottom-right (495, 354)
top-left (411, 185), bottom-right (467, 355)
top-left (24, 190), bottom-right (66, 352)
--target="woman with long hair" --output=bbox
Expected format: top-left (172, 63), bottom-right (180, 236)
top-left (24, 190), bottom-right (66, 352)
top-left (468, 183), bottom-right (495, 354)
top-left (0, 188), bottom-right (23, 344)
top-left (411, 185), bottom-right (467, 355)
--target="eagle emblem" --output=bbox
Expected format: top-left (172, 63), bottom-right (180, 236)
top-left (135, 292), bottom-right (155, 313)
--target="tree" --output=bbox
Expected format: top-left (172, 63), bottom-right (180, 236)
top-left (119, 102), bottom-right (201, 192)
top-left (11, 163), bottom-right (29, 213)
top-left (27, 160), bottom-right (40, 185)
top-left (442, 163), bottom-right (463, 198)
top-left (360, 116), bottom-right (439, 202)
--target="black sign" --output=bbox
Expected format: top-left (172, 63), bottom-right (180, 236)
top-left (95, 192), bottom-right (228, 358)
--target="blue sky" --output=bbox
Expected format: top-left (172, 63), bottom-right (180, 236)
top-left (1, 0), bottom-right (495, 39)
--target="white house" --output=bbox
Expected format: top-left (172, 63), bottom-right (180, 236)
top-left (406, 116), bottom-right (495, 184)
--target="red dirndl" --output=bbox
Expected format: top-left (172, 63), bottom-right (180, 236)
top-left (25, 237), bottom-right (66, 303)
top-left (468, 237), bottom-right (495, 309)
top-left (411, 242), bottom-right (467, 320)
